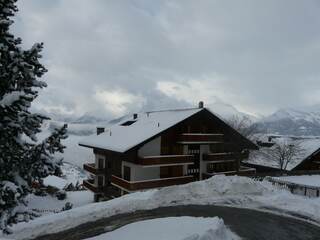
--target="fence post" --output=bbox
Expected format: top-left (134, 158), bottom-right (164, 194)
top-left (317, 189), bottom-right (319, 197)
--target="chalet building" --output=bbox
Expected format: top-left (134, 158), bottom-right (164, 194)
top-left (244, 135), bottom-right (320, 173)
top-left (79, 102), bottom-right (257, 201)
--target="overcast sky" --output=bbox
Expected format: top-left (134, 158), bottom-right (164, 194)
top-left (12, 0), bottom-right (320, 119)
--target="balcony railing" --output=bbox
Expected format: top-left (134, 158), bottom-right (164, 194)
top-left (83, 163), bottom-right (105, 175)
top-left (202, 171), bottom-right (237, 179)
top-left (178, 133), bottom-right (224, 143)
top-left (203, 152), bottom-right (248, 161)
top-left (111, 175), bottom-right (195, 192)
top-left (237, 167), bottom-right (256, 176)
top-left (83, 179), bottom-right (104, 193)
top-left (137, 155), bottom-right (194, 166)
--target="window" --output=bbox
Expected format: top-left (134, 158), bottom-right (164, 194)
top-left (107, 160), bottom-right (112, 169)
top-left (98, 176), bottom-right (104, 186)
top-left (123, 166), bottom-right (131, 181)
top-left (98, 158), bottom-right (104, 169)
top-left (120, 120), bottom-right (136, 126)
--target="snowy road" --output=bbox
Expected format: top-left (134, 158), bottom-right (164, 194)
top-left (34, 205), bottom-right (320, 240)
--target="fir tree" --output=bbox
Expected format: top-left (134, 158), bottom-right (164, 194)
top-left (0, 0), bottom-right (68, 233)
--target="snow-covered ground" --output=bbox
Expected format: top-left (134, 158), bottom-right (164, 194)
top-left (85, 217), bottom-right (239, 240)
top-left (2, 120), bottom-right (96, 237)
top-left (25, 191), bottom-right (93, 215)
top-left (4, 175), bottom-right (320, 240)
top-left (60, 162), bottom-right (89, 186)
top-left (276, 175), bottom-right (320, 187)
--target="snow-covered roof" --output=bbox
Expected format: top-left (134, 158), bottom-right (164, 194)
top-left (246, 136), bottom-right (320, 170)
top-left (79, 108), bottom-right (203, 153)
top-left (43, 175), bottom-right (68, 190)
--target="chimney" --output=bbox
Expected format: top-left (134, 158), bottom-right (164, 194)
top-left (198, 101), bottom-right (204, 108)
top-left (133, 113), bottom-right (138, 119)
top-left (96, 127), bottom-right (105, 135)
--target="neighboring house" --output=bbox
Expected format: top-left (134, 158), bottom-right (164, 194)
top-left (245, 135), bottom-right (320, 172)
top-left (79, 102), bottom-right (257, 202)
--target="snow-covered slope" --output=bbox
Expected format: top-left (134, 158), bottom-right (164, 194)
top-left (39, 120), bottom-right (95, 167)
top-left (257, 107), bottom-right (320, 136)
top-left (207, 102), bottom-right (257, 122)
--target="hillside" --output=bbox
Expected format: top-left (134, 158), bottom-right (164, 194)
top-left (257, 108), bottom-right (320, 136)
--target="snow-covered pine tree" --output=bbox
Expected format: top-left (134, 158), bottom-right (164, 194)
top-left (0, 0), bottom-right (68, 233)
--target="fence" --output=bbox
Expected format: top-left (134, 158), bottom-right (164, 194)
top-left (265, 177), bottom-right (320, 198)
top-left (32, 208), bottom-right (61, 214)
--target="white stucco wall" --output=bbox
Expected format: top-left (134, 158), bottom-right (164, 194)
top-left (122, 161), bottom-right (160, 181)
top-left (138, 136), bottom-right (161, 157)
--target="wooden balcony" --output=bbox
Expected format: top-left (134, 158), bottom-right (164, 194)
top-left (203, 152), bottom-right (247, 162)
top-left (111, 175), bottom-right (195, 192)
top-left (83, 179), bottom-right (104, 193)
top-left (137, 155), bottom-right (194, 166)
top-left (238, 167), bottom-right (256, 176)
top-left (83, 163), bottom-right (105, 175)
top-left (178, 133), bottom-right (224, 144)
top-left (202, 171), bottom-right (237, 179)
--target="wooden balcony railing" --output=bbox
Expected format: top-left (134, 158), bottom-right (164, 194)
top-left (203, 152), bottom-right (248, 161)
top-left (202, 171), bottom-right (237, 179)
top-left (83, 163), bottom-right (105, 175)
top-left (178, 133), bottom-right (224, 143)
top-left (237, 167), bottom-right (256, 176)
top-left (137, 155), bottom-right (194, 166)
top-left (111, 175), bottom-right (195, 192)
top-left (83, 179), bottom-right (104, 193)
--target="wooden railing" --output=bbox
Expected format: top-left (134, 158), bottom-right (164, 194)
top-left (238, 167), bottom-right (256, 176)
top-left (203, 152), bottom-right (248, 161)
top-left (202, 171), bottom-right (237, 179)
top-left (178, 133), bottom-right (224, 143)
top-left (83, 163), bottom-right (104, 175)
top-left (83, 179), bottom-right (103, 193)
top-left (111, 175), bottom-right (195, 192)
top-left (137, 155), bottom-right (194, 166)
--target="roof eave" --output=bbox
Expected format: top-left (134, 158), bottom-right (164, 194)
top-left (78, 143), bottom-right (124, 154)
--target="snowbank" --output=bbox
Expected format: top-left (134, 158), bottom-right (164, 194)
top-left (25, 191), bottom-right (93, 214)
top-left (85, 217), bottom-right (239, 240)
top-left (4, 175), bottom-right (320, 240)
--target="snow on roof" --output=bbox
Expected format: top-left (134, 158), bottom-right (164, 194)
top-left (79, 108), bottom-right (203, 153)
top-left (246, 136), bottom-right (320, 170)
top-left (43, 175), bottom-right (68, 190)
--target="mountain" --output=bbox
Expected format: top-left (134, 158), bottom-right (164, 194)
top-left (71, 114), bottom-right (108, 124)
top-left (257, 108), bottom-right (320, 136)
top-left (206, 102), bottom-right (258, 122)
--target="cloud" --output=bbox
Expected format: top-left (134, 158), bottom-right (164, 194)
top-left (94, 88), bottom-right (146, 117)
top-left (11, 0), bottom-right (320, 119)
top-left (156, 76), bottom-right (226, 105)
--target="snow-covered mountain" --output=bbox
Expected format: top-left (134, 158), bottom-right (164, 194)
top-left (257, 107), bottom-right (320, 136)
top-left (71, 113), bottom-right (109, 124)
top-left (207, 102), bottom-right (257, 122)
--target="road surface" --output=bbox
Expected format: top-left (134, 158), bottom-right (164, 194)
top-left (34, 205), bottom-right (320, 240)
